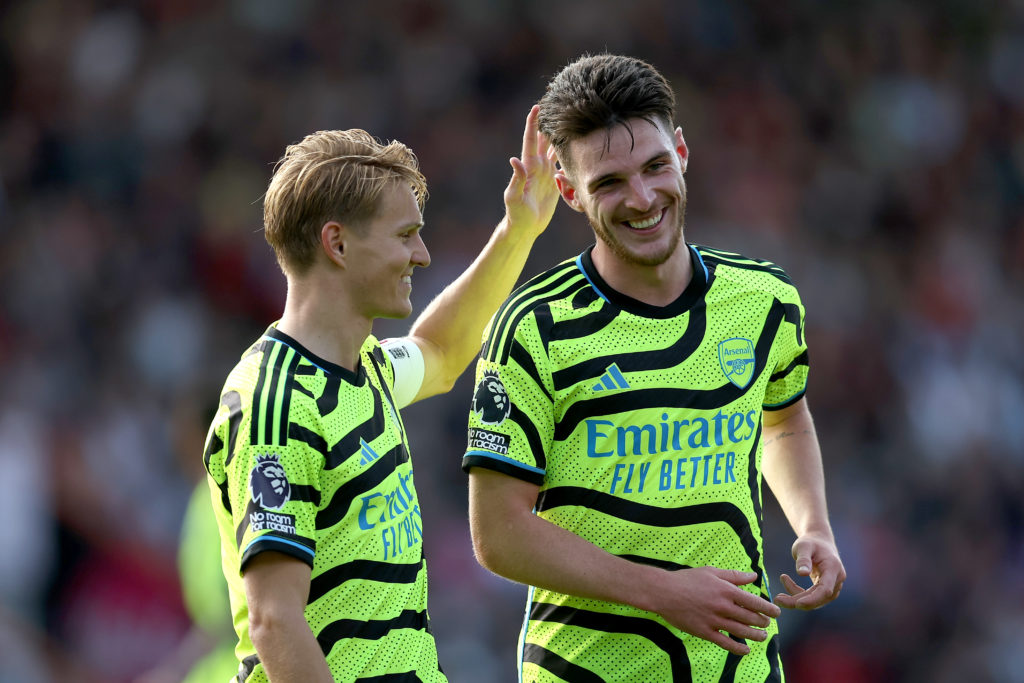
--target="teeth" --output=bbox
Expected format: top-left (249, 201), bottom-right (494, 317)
top-left (627, 212), bottom-right (661, 229)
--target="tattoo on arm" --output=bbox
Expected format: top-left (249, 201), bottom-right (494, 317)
top-left (763, 428), bottom-right (812, 447)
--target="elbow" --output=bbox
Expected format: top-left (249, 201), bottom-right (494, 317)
top-left (248, 602), bottom-right (292, 653)
top-left (471, 536), bottom-right (499, 574)
top-left (468, 521), bottom-right (503, 575)
top-left (469, 519), bottom-right (520, 579)
top-left (433, 368), bottom-right (460, 396)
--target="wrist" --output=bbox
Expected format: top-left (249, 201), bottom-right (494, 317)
top-left (796, 524), bottom-right (835, 544)
top-left (623, 564), bottom-right (666, 614)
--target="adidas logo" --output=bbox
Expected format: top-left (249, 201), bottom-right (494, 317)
top-left (592, 363), bottom-right (631, 392)
top-left (359, 438), bottom-right (381, 466)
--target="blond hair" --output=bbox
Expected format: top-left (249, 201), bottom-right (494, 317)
top-left (263, 129), bottom-right (427, 274)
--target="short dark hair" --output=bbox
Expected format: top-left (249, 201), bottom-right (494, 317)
top-left (537, 54), bottom-right (676, 169)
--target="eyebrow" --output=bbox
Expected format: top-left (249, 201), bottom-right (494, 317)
top-left (586, 151), bottom-right (672, 192)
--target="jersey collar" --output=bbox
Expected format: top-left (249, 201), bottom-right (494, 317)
top-left (262, 324), bottom-right (366, 386)
top-left (577, 243), bottom-right (710, 319)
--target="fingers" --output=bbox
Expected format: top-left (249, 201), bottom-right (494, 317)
top-left (774, 570), bottom-right (843, 610)
top-left (704, 630), bottom-right (752, 656)
top-left (718, 569), bottom-right (759, 586)
top-left (508, 157), bottom-right (526, 184)
top-left (502, 157), bottom-right (526, 202)
top-left (521, 105), bottom-right (540, 160)
top-left (520, 105), bottom-right (556, 171)
top-left (720, 618), bottom-right (770, 644)
top-left (731, 588), bottom-right (781, 620)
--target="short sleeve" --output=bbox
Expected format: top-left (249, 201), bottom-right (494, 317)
top-left (463, 315), bottom-right (552, 485)
top-left (763, 295), bottom-right (809, 410)
top-left (230, 427), bottom-right (322, 572)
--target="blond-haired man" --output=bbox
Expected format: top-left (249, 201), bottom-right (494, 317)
top-left (204, 108), bottom-right (556, 682)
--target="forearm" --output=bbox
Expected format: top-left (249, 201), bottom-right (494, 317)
top-left (250, 608), bottom-right (333, 683)
top-left (409, 218), bottom-right (540, 392)
top-left (470, 476), bottom-right (662, 612)
top-left (244, 554), bottom-right (333, 682)
top-left (761, 406), bottom-right (833, 540)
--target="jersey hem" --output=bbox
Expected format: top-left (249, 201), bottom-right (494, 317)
top-left (463, 453), bottom-right (545, 485)
top-left (240, 535), bottom-right (316, 572)
top-left (763, 388), bottom-right (806, 411)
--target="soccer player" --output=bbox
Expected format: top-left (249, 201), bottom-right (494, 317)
top-left (203, 107), bottom-right (557, 682)
top-left (464, 54), bottom-right (846, 681)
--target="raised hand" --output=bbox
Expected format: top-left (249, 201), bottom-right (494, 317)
top-left (774, 533), bottom-right (846, 610)
top-left (503, 105), bottom-right (559, 238)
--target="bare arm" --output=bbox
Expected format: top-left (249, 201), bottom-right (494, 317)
top-left (407, 106), bottom-right (559, 401)
top-left (243, 553), bottom-right (333, 682)
top-left (468, 468), bottom-right (781, 656)
top-left (761, 397), bottom-right (846, 609)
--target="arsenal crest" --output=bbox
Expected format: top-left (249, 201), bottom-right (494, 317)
top-left (718, 338), bottom-right (755, 389)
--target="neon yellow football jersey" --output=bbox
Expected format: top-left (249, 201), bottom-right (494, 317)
top-left (205, 325), bottom-right (445, 682)
top-left (465, 245), bottom-right (807, 682)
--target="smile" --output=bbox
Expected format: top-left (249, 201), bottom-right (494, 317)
top-left (625, 209), bottom-right (664, 230)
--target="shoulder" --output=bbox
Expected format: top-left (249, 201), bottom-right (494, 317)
top-left (695, 244), bottom-right (801, 303)
top-left (482, 256), bottom-right (591, 362)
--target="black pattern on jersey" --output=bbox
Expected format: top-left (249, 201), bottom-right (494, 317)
top-left (528, 602), bottom-right (692, 681)
top-left (511, 402), bottom-right (547, 472)
top-left (546, 303), bottom-right (619, 343)
top-left (250, 340), bottom-right (301, 447)
top-left (554, 298), bottom-right (796, 441)
top-left (484, 262), bottom-right (588, 364)
top-left (287, 381), bottom-right (393, 471)
top-left (522, 643), bottom-right (605, 683)
top-left (509, 340), bottom-right (552, 403)
top-left (354, 672), bottom-right (425, 682)
top-left (205, 390), bottom-right (243, 512)
top-left (699, 246), bottom-right (792, 285)
top-left (315, 608), bottom-right (428, 657)
top-left (212, 390), bottom-right (243, 467)
top-left (617, 554), bottom-right (690, 571)
top-left (368, 348), bottom-right (406, 439)
top-left (746, 421), bottom-right (764, 537)
top-left (550, 301), bottom-right (707, 392)
top-left (535, 486), bottom-right (766, 595)
top-left (315, 374), bottom-right (341, 417)
top-left (771, 350), bottom-right (808, 382)
top-left (316, 442), bottom-right (410, 530)
top-left (308, 558), bottom-right (424, 604)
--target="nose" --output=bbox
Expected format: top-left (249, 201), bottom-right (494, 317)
top-left (412, 232), bottom-right (430, 268)
top-left (624, 175), bottom-right (656, 211)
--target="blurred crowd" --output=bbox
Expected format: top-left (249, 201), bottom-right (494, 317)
top-left (1, 0), bottom-right (1022, 681)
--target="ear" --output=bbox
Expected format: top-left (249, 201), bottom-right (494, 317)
top-left (555, 171), bottom-right (585, 213)
top-left (320, 221), bottom-right (347, 267)
top-left (675, 127), bottom-right (689, 174)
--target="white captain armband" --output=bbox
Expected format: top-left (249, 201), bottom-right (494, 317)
top-left (380, 337), bottom-right (425, 409)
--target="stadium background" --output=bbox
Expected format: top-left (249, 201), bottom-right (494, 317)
top-left (1, 0), bottom-right (1022, 681)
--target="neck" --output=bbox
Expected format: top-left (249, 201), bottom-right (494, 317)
top-left (276, 271), bottom-right (370, 372)
top-left (591, 242), bottom-right (694, 307)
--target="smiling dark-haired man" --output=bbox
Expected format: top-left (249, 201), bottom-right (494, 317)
top-left (464, 54), bottom-right (845, 682)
